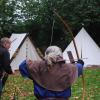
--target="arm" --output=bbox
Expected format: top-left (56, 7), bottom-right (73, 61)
top-left (3, 50), bottom-right (12, 74)
top-left (75, 59), bottom-right (84, 77)
top-left (19, 60), bottom-right (32, 79)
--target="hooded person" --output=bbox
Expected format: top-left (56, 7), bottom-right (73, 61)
top-left (19, 46), bottom-right (84, 100)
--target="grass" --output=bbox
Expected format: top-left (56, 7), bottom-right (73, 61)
top-left (1, 68), bottom-right (100, 100)
top-left (71, 67), bottom-right (100, 100)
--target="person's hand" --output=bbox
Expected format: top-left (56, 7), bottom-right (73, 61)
top-left (3, 72), bottom-right (8, 76)
top-left (77, 59), bottom-right (84, 66)
top-left (26, 59), bottom-right (33, 66)
top-left (11, 68), bottom-right (15, 75)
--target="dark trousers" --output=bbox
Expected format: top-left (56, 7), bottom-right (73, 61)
top-left (0, 79), bottom-right (2, 99)
top-left (0, 73), bottom-right (8, 98)
top-left (2, 73), bottom-right (8, 88)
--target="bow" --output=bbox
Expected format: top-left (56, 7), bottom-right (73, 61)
top-left (53, 9), bottom-right (85, 100)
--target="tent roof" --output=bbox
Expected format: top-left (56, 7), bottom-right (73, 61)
top-left (9, 33), bottom-right (27, 59)
top-left (63, 27), bottom-right (100, 66)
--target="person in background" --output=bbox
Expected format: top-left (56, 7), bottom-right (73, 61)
top-left (19, 46), bottom-right (84, 100)
top-left (0, 37), bottom-right (13, 97)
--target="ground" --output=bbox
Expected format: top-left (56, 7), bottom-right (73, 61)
top-left (1, 67), bottom-right (100, 100)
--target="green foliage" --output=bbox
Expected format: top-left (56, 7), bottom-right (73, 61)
top-left (0, 0), bottom-right (100, 47)
top-left (0, 0), bottom-right (17, 37)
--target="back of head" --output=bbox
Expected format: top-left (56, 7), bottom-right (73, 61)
top-left (44, 46), bottom-right (63, 66)
top-left (0, 37), bottom-right (10, 44)
top-left (0, 37), bottom-right (11, 49)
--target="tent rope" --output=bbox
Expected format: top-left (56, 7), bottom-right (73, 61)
top-left (49, 19), bottom-right (55, 46)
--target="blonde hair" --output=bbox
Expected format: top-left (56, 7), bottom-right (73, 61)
top-left (44, 46), bottom-right (63, 66)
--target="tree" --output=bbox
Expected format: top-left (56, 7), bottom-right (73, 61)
top-left (0, 0), bottom-right (17, 37)
top-left (0, 0), bottom-right (100, 47)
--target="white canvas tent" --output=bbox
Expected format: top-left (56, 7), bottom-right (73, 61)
top-left (63, 27), bottom-right (100, 67)
top-left (9, 33), bottom-right (41, 71)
